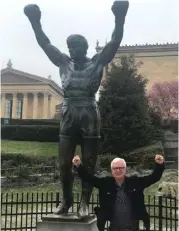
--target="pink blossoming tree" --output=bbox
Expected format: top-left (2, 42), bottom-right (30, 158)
top-left (148, 81), bottom-right (178, 120)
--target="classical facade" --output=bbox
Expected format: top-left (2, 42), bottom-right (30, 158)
top-left (1, 61), bottom-right (63, 119)
top-left (96, 43), bottom-right (178, 90)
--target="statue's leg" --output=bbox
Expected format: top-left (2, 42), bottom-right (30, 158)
top-left (78, 103), bottom-right (100, 217)
top-left (78, 138), bottom-right (99, 217)
top-left (54, 103), bottom-right (77, 214)
top-left (54, 136), bottom-right (77, 214)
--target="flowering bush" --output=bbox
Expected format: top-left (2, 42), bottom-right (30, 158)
top-left (148, 81), bottom-right (178, 120)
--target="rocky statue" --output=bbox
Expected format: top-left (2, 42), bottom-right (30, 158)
top-left (24, 1), bottom-right (129, 218)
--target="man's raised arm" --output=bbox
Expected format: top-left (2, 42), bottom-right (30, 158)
top-left (96, 1), bottom-right (129, 66)
top-left (139, 155), bottom-right (165, 189)
top-left (24, 4), bottom-right (67, 67)
top-left (72, 156), bottom-right (101, 188)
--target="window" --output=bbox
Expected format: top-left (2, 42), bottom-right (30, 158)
top-left (16, 100), bottom-right (23, 119)
top-left (5, 100), bottom-right (12, 119)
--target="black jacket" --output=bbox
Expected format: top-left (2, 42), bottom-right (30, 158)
top-left (77, 163), bottom-right (164, 231)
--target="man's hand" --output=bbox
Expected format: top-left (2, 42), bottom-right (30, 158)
top-left (111, 1), bottom-right (129, 19)
top-left (155, 154), bottom-right (164, 165)
top-left (72, 155), bottom-right (81, 167)
top-left (24, 4), bottom-right (41, 23)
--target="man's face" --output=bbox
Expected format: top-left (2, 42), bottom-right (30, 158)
top-left (111, 160), bottom-right (127, 180)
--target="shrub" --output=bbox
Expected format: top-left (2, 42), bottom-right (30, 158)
top-left (98, 142), bottom-right (164, 170)
top-left (14, 165), bottom-right (30, 179)
top-left (1, 118), bottom-right (60, 126)
top-left (97, 154), bottom-right (116, 171)
top-left (1, 125), bottom-right (59, 142)
top-left (1, 153), bottom-right (57, 168)
top-left (99, 55), bottom-right (161, 155)
top-left (122, 142), bottom-right (164, 169)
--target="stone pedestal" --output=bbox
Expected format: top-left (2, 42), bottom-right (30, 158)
top-left (37, 214), bottom-right (98, 231)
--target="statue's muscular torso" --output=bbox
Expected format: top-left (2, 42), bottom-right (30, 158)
top-left (59, 54), bottom-right (104, 98)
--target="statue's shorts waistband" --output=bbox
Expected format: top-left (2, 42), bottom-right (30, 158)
top-left (62, 97), bottom-right (97, 107)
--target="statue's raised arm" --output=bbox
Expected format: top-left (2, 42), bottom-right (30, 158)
top-left (96, 1), bottom-right (129, 66)
top-left (24, 4), bottom-right (67, 67)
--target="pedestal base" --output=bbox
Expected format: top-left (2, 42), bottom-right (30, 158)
top-left (37, 214), bottom-right (98, 231)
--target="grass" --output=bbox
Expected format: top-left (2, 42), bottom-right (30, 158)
top-left (1, 140), bottom-right (81, 157)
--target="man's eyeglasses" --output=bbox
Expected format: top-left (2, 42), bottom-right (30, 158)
top-left (112, 167), bottom-right (125, 171)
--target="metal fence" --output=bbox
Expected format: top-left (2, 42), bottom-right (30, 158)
top-left (1, 192), bottom-right (178, 231)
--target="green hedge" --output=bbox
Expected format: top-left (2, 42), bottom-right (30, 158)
top-left (122, 142), bottom-right (164, 169)
top-left (1, 125), bottom-right (59, 142)
top-left (1, 118), bottom-right (60, 126)
top-left (98, 142), bottom-right (164, 170)
top-left (1, 153), bottom-right (57, 168)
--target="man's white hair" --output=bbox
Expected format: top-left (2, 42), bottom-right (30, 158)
top-left (111, 158), bottom-right (126, 169)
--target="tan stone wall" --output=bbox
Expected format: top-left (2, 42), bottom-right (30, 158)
top-left (106, 50), bottom-right (178, 91)
top-left (49, 94), bottom-right (62, 119)
top-left (136, 56), bottom-right (178, 90)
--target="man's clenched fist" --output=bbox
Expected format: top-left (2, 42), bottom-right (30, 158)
top-left (111, 1), bottom-right (129, 18)
top-left (72, 155), bottom-right (81, 167)
top-left (155, 155), bottom-right (164, 165)
top-left (24, 4), bottom-right (41, 23)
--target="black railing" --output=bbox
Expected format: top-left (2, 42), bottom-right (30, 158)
top-left (1, 192), bottom-right (178, 231)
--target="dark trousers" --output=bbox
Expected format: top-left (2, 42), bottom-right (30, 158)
top-left (109, 220), bottom-right (139, 231)
top-left (109, 227), bottom-right (139, 231)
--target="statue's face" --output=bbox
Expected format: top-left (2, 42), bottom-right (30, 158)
top-left (68, 42), bottom-right (87, 60)
top-left (67, 35), bottom-right (88, 60)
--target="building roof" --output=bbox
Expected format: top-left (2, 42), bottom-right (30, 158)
top-left (95, 42), bottom-right (178, 53)
top-left (1, 67), bottom-right (63, 97)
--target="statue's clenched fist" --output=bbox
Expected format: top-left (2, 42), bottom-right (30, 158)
top-left (111, 1), bottom-right (129, 18)
top-left (24, 4), bottom-right (41, 23)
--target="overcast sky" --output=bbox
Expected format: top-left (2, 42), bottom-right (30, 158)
top-left (0, 0), bottom-right (178, 87)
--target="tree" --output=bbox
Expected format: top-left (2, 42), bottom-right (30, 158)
top-left (98, 55), bottom-right (156, 155)
top-left (148, 81), bottom-right (178, 121)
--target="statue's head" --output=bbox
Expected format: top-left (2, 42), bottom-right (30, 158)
top-left (67, 34), bottom-right (88, 60)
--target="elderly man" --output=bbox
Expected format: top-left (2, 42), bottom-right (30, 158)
top-left (72, 154), bottom-right (164, 231)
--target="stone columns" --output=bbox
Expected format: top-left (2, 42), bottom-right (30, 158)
top-left (48, 95), bottom-right (52, 118)
top-left (12, 93), bottom-right (18, 119)
top-left (50, 95), bottom-right (56, 119)
top-left (43, 93), bottom-right (49, 119)
top-left (1, 93), bottom-right (6, 118)
top-left (33, 92), bottom-right (38, 119)
top-left (22, 93), bottom-right (28, 119)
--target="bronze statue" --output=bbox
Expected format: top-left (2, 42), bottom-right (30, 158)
top-left (24, 1), bottom-right (129, 218)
